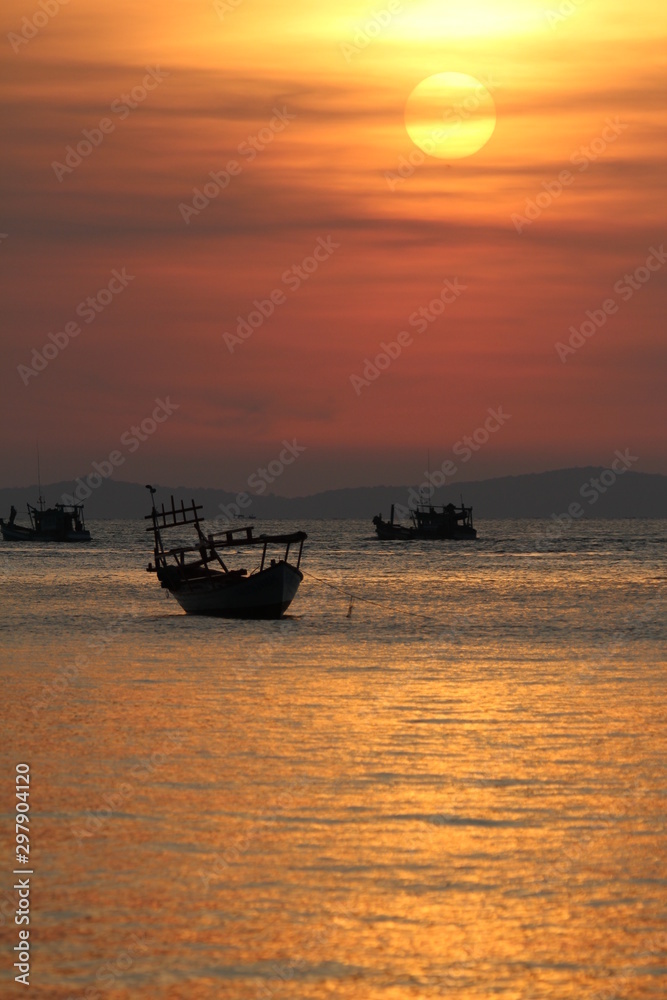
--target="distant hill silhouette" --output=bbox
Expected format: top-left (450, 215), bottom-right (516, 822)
top-left (0, 468), bottom-right (665, 520)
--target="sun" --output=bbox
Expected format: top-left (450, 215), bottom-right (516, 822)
top-left (404, 72), bottom-right (497, 160)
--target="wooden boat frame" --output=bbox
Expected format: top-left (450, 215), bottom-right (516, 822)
top-left (145, 490), bottom-right (307, 618)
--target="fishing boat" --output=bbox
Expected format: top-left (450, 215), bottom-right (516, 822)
top-left (0, 499), bottom-right (91, 542)
top-left (145, 487), bottom-right (307, 619)
top-left (373, 500), bottom-right (477, 540)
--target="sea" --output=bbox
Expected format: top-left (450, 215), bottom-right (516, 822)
top-left (1, 517), bottom-right (665, 999)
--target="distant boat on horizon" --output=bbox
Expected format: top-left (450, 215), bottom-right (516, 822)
top-left (0, 498), bottom-right (91, 542)
top-left (373, 500), bottom-right (477, 540)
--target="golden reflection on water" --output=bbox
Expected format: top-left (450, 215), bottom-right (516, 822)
top-left (1, 520), bottom-right (665, 998)
top-left (3, 641), bottom-right (664, 998)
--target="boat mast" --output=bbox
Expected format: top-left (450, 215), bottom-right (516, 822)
top-left (418, 449), bottom-right (431, 508)
top-left (36, 442), bottom-right (45, 510)
top-left (145, 484), bottom-right (163, 565)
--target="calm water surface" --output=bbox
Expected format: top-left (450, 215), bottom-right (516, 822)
top-left (1, 518), bottom-right (665, 999)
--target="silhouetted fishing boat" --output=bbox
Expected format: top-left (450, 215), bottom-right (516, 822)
top-left (145, 487), bottom-right (307, 619)
top-left (373, 500), bottom-right (477, 540)
top-left (0, 499), bottom-right (91, 542)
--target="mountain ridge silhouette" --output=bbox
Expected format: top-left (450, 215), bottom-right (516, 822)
top-left (1, 467), bottom-right (665, 520)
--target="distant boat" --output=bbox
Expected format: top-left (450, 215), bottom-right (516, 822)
top-left (145, 486), bottom-right (306, 619)
top-left (0, 499), bottom-right (91, 542)
top-left (373, 500), bottom-right (477, 540)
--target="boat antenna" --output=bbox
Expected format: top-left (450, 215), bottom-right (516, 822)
top-left (421, 449), bottom-right (431, 506)
top-left (36, 442), bottom-right (45, 510)
top-left (146, 483), bottom-right (157, 527)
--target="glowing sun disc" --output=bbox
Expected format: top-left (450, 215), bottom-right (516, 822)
top-left (405, 72), bottom-right (497, 159)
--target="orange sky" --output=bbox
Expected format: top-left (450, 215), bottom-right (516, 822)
top-left (2, 0), bottom-right (665, 492)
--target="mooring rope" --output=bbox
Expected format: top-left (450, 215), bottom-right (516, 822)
top-left (302, 570), bottom-right (439, 622)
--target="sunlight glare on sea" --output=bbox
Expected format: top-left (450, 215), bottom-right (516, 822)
top-left (0, 518), bottom-right (665, 999)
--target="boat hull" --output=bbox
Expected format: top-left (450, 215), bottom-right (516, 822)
top-left (167, 561), bottom-right (304, 619)
top-left (1, 523), bottom-right (36, 541)
top-left (373, 517), bottom-right (477, 541)
top-left (0, 523), bottom-right (91, 542)
top-left (373, 520), bottom-right (414, 540)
